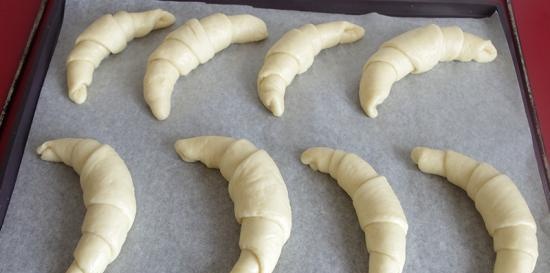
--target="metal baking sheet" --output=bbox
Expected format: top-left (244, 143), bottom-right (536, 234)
top-left (0, 0), bottom-right (548, 272)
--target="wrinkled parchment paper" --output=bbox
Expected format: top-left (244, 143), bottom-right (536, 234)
top-left (1, 1), bottom-right (548, 272)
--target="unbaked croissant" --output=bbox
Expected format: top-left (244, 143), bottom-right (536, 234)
top-left (257, 21), bottom-right (364, 116)
top-left (411, 147), bottom-right (538, 273)
top-left (360, 24), bottom-right (497, 118)
top-left (144, 13), bottom-right (268, 120)
top-left (301, 147), bottom-right (408, 273)
top-left (175, 136), bottom-right (291, 273)
top-left (67, 9), bottom-right (175, 104)
top-left (37, 138), bottom-right (136, 273)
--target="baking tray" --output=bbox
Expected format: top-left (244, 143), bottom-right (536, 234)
top-left (0, 0), bottom-right (548, 272)
top-left (0, 0), bottom-right (64, 228)
top-left (2, 0), bottom-right (546, 229)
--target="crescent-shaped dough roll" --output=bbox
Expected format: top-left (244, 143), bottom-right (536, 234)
top-left (174, 136), bottom-right (291, 273)
top-left (67, 9), bottom-right (176, 104)
top-left (301, 147), bottom-right (408, 273)
top-left (411, 147), bottom-right (538, 273)
top-left (257, 21), bottom-right (365, 116)
top-left (360, 24), bottom-right (498, 118)
top-left (144, 13), bottom-right (268, 120)
top-left (36, 138), bottom-right (136, 273)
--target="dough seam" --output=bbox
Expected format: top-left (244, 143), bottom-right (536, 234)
top-left (450, 158), bottom-right (478, 192)
top-left (166, 37), bottom-right (204, 65)
top-left (258, 72), bottom-right (291, 88)
top-left (262, 51), bottom-right (302, 77)
top-left (471, 173), bottom-right (507, 202)
top-left (87, 202), bottom-right (133, 225)
top-left (247, 216), bottom-right (287, 240)
top-left (350, 175), bottom-right (382, 200)
top-left (198, 21), bottom-right (217, 56)
top-left (241, 248), bottom-right (262, 272)
top-left (228, 150), bottom-right (288, 235)
top-left (496, 247), bottom-right (536, 259)
top-left (67, 58), bottom-right (99, 69)
top-left (363, 220), bottom-right (407, 233)
top-left (73, 259), bottom-right (86, 273)
top-left (69, 139), bottom-right (91, 163)
top-left (328, 149), bottom-right (341, 175)
top-left (492, 221), bottom-right (537, 234)
top-left (369, 249), bottom-right (401, 264)
top-left (465, 164), bottom-right (500, 199)
top-left (366, 60), bottom-right (399, 80)
top-left (377, 45), bottom-right (411, 72)
top-left (84, 230), bottom-right (116, 259)
top-left (463, 161), bottom-right (482, 186)
top-left (78, 144), bottom-right (110, 177)
top-left (228, 150), bottom-right (262, 182)
top-left (152, 57), bottom-right (191, 77)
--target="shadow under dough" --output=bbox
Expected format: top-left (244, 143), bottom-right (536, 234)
top-left (46, 167), bottom-right (85, 273)
top-left (180, 164), bottom-right (242, 272)
top-left (312, 173), bottom-right (370, 273)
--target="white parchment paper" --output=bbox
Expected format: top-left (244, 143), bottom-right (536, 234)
top-left (1, 0), bottom-right (549, 272)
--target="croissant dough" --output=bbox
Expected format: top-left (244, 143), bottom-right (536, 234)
top-left (175, 136), bottom-right (291, 273)
top-left (411, 147), bottom-right (538, 273)
top-left (301, 147), bottom-right (408, 273)
top-left (36, 138), bottom-right (136, 273)
top-left (66, 9), bottom-right (175, 104)
top-left (144, 13), bottom-right (268, 120)
top-left (360, 24), bottom-right (497, 118)
top-left (257, 21), bottom-right (364, 116)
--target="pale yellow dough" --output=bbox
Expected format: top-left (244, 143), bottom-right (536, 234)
top-left (144, 13), bottom-right (268, 120)
top-left (360, 24), bottom-right (497, 118)
top-left (174, 136), bottom-right (291, 273)
top-left (411, 147), bottom-right (538, 273)
top-left (301, 147), bottom-right (408, 273)
top-left (36, 138), bottom-right (136, 273)
top-left (257, 21), bottom-right (364, 116)
top-left (66, 9), bottom-right (175, 104)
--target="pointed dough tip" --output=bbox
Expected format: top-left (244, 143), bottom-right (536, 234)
top-left (230, 250), bottom-right (260, 273)
top-left (300, 147), bottom-right (329, 171)
top-left (340, 22), bottom-right (365, 43)
top-left (69, 86), bottom-right (87, 104)
top-left (476, 41), bottom-right (498, 63)
top-left (258, 76), bottom-right (286, 117)
top-left (410, 147), bottom-right (428, 164)
top-left (227, 14), bottom-right (268, 43)
top-left (261, 94), bottom-right (284, 117)
top-left (36, 142), bottom-right (62, 162)
top-left (300, 149), bottom-right (313, 166)
top-left (66, 262), bottom-right (85, 273)
top-left (365, 106), bottom-right (378, 118)
top-left (269, 100), bottom-right (284, 117)
top-left (174, 139), bottom-right (200, 162)
top-left (155, 10), bottom-right (176, 29)
top-left (152, 111), bottom-right (169, 121)
top-left (149, 101), bottom-right (170, 120)
top-left (36, 142), bottom-right (49, 155)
